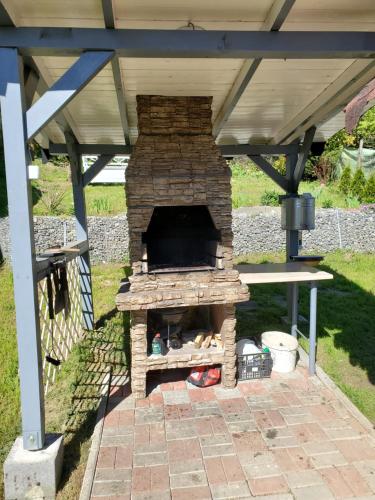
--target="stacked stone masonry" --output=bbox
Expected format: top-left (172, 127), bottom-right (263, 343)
top-left (117, 95), bottom-right (249, 398)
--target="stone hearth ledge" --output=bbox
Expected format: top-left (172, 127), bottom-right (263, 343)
top-left (116, 270), bottom-right (249, 311)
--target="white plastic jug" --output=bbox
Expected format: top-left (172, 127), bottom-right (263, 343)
top-left (261, 331), bottom-right (298, 373)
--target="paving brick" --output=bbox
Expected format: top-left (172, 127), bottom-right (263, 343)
top-left (166, 419), bottom-right (197, 440)
top-left (192, 401), bottom-right (222, 418)
top-left (320, 466), bottom-right (358, 498)
top-left (204, 455), bottom-right (245, 484)
top-left (202, 443), bottom-right (235, 458)
top-left (285, 470), bottom-right (323, 489)
top-left (101, 434), bottom-right (134, 447)
top-left (92, 480), bottom-right (131, 497)
top-left (169, 471), bottom-right (208, 489)
top-left (335, 438), bottom-right (375, 462)
top-left (163, 390), bottom-right (190, 405)
top-left (290, 422), bottom-right (327, 444)
top-left (292, 484), bottom-right (334, 500)
top-left (272, 447), bottom-right (310, 472)
top-left (132, 465), bottom-right (169, 493)
top-left (232, 430), bottom-right (268, 454)
top-left (200, 434), bottom-right (232, 447)
top-left (221, 455), bottom-right (245, 482)
top-left (149, 392), bottom-right (164, 406)
top-left (195, 415), bottom-right (228, 436)
top-left (135, 407), bottom-right (164, 424)
top-left (133, 451), bottom-right (168, 467)
top-left (171, 486), bottom-right (212, 499)
top-left (226, 419), bottom-right (257, 433)
top-left (302, 440), bottom-right (338, 456)
top-left (204, 456), bottom-right (224, 484)
top-left (169, 458), bottom-right (204, 475)
top-left (309, 404), bottom-right (339, 422)
top-left (188, 387), bottom-right (215, 403)
top-left (218, 398), bottom-right (249, 414)
top-left (214, 386), bottom-right (242, 400)
top-left (242, 460), bottom-right (281, 479)
top-left (248, 475), bottom-right (290, 496)
top-left (210, 480), bottom-right (251, 499)
top-left (168, 438), bottom-right (202, 463)
top-left (310, 450), bottom-right (347, 468)
top-left (336, 465), bottom-right (373, 496)
top-left (118, 410), bottom-right (135, 426)
top-left (238, 380), bottom-right (266, 396)
top-left (97, 446), bottom-right (116, 468)
top-left (115, 445), bottom-right (133, 469)
top-left (95, 467), bottom-right (132, 482)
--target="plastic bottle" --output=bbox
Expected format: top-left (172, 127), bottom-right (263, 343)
top-left (152, 333), bottom-right (163, 355)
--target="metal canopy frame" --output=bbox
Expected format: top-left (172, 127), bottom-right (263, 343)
top-left (1, 28), bottom-right (375, 58)
top-left (0, 2), bottom-right (374, 454)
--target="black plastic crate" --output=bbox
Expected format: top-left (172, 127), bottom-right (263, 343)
top-left (237, 351), bottom-right (273, 380)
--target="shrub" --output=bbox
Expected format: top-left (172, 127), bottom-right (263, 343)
top-left (322, 199), bottom-right (333, 208)
top-left (40, 187), bottom-right (66, 215)
top-left (363, 173), bottom-right (375, 203)
top-left (272, 156), bottom-right (286, 176)
top-left (314, 149), bottom-right (341, 184)
top-left (345, 196), bottom-right (360, 208)
top-left (91, 197), bottom-right (112, 214)
top-left (260, 190), bottom-right (280, 207)
top-left (304, 155), bottom-right (319, 181)
top-left (351, 168), bottom-right (366, 201)
top-left (229, 158), bottom-right (258, 177)
top-left (339, 166), bottom-right (352, 195)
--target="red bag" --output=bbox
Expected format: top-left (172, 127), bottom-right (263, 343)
top-left (188, 366), bottom-right (221, 387)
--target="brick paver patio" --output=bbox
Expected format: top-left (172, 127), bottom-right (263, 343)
top-left (90, 363), bottom-right (375, 499)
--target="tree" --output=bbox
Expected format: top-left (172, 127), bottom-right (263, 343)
top-left (351, 168), bottom-right (366, 201)
top-left (339, 166), bottom-right (352, 195)
top-left (363, 173), bottom-right (375, 203)
top-left (354, 107), bottom-right (375, 148)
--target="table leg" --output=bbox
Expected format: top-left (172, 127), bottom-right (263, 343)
top-left (309, 281), bottom-right (318, 375)
top-left (291, 282), bottom-right (298, 338)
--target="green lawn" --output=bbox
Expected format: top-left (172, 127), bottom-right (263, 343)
top-left (1, 252), bottom-right (374, 497)
top-left (0, 159), bottom-right (353, 218)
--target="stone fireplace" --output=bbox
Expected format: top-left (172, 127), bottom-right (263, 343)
top-left (116, 95), bottom-right (249, 398)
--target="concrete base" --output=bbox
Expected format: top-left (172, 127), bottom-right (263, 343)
top-left (4, 434), bottom-right (64, 500)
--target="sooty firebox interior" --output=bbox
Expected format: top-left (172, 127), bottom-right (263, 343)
top-left (142, 205), bottom-right (222, 273)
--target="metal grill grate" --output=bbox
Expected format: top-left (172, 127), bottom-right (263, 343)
top-left (38, 257), bottom-right (83, 393)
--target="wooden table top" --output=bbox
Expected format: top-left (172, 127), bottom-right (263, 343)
top-left (235, 262), bottom-right (334, 285)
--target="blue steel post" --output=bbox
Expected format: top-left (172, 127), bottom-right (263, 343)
top-left (65, 132), bottom-right (94, 330)
top-left (286, 152), bottom-right (300, 327)
top-left (0, 48), bottom-right (45, 450)
top-left (309, 281), bottom-right (318, 375)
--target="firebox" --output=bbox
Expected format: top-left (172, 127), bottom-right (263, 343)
top-left (116, 95), bottom-right (249, 399)
top-left (142, 205), bottom-right (222, 273)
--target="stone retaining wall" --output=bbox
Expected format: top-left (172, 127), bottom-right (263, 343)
top-left (1, 207), bottom-right (375, 264)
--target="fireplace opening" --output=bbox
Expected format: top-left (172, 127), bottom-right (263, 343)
top-left (142, 205), bottom-right (222, 273)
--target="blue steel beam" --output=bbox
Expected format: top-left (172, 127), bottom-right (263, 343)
top-left (249, 155), bottom-right (289, 191)
top-left (82, 154), bottom-right (114, 186)
top-left (49, 142), bottom-right (301, 156)
top-left (0, 47), bottom-right (45, 450)
top-left (27, 51), bottom-right (114, 140)
top-left (213, 0), bottom-right (295, 137)
top-left (0, 28), bottom-right (374, 58)
top-left (292, 126), bottom-right (316, 189)
top-left (65, 132), bottom-right (95, 331)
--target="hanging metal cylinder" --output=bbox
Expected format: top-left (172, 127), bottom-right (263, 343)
top-left (281, 193), bottom-right (315, 230)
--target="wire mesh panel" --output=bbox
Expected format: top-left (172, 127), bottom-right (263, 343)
top-left (38, 257), bottom-right (83, 393)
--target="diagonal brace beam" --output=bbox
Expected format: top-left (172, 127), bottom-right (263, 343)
top-left (82, 154), bottom-right (114, 186)
top-left (26, 50), bottom-right (114, 140)
top-left (249, 155), bottom-right (289, 191)
top-left (292, 126), bottom-right (316, 189)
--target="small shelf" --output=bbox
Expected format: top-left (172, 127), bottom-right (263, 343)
top-left (147, 343), bottom-right (224, 371)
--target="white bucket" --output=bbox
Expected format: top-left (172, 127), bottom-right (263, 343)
top-left (261, 331), bottom-right (298, 373)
